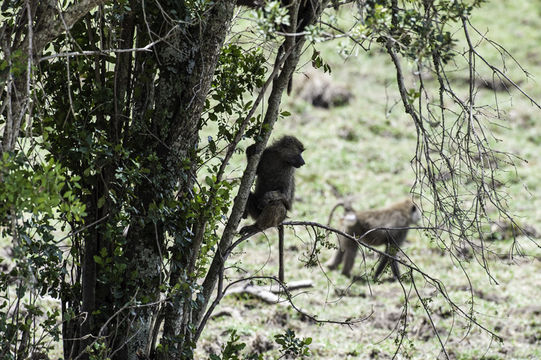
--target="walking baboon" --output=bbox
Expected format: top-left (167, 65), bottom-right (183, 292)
top-left (239, 135), bottom-right (305, 235)
top-left (326, 199), bottom-right (420, 281)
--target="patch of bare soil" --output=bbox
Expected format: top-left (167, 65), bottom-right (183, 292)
top-left (452, 285), bottom-right (508, 303)
top-left (268, 309), bottom-right (290, 327)
top-left (249, 334), bottom-right (274, 354)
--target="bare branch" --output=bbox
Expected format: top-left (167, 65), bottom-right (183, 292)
top-left (39, 46), bottom-right (154, 62)
top-left (462, 17), bottom-right (541, 110)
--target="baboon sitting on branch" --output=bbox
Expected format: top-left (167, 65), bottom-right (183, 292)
top-left (240, 135), bottom-right (305, 235)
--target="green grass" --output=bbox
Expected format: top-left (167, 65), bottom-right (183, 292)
top-left (198, 1), bottom-right (541, 358)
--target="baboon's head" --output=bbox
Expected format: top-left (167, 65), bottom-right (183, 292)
top-left (275, 136), bottom-right (305, 168)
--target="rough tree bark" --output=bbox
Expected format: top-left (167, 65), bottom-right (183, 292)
top-left (128, 1), bottom-right (238, 358)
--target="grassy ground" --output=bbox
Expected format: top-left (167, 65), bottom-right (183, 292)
top-left (198, 1), bottom-right (541, 359)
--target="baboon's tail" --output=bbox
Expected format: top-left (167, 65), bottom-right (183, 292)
top-left (326, 201), bottom-right (355, 228)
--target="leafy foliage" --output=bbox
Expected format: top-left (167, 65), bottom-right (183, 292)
top-left (274, 329), bottom-right (312, 358)
top-left (249, 1), bottom-right (291, 40)
top-left (0, 151), bottom-right (85, 357)
top-left (209, 329), bottom-right (312, 360)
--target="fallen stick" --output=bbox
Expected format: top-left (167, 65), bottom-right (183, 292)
top-left (224, 279), bottom-right (313, 304)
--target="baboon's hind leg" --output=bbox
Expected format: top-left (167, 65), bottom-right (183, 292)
top-left (390, 260), bottom-right (401, 280)
top-left (341, 237), bottom-right (358, 278)
top-left (373, 254), bottom-right (390, 281)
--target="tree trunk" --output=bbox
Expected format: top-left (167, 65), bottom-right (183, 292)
top-left (154, 2), bottom-right (237, 357)
top-left (111, 1), bottom-right (237, 359)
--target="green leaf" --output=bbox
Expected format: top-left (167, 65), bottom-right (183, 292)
top-left (93, 255), bottom-right (103, 265)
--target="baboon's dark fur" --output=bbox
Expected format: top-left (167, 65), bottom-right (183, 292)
top-left (240, 136), bottom-right (305, 235)
top-left (326, 199), bottom-right (420, 281)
